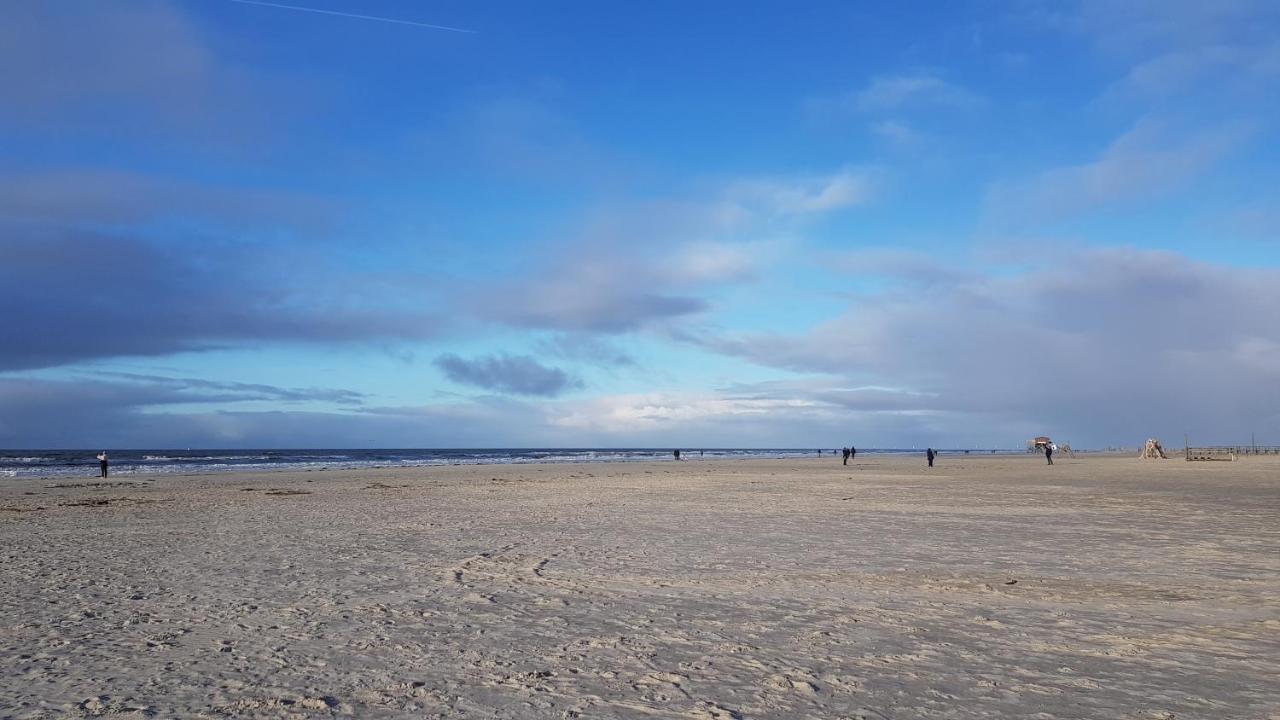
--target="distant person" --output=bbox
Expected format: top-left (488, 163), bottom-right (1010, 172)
top-left (850, 446), bottom-right (857, 460)
top-left (842, 447), bottom-right (850, 465)
top-left (96, 451), bottom-right (108, 478)
top-left (1045, 444), bottom-right (1054, 465)
top-left (699, 450), bottom-right (703, 457)
top-left (673, 449), bottom-right (681, 461)
top-left (926, 448), bottom-right (935, 468)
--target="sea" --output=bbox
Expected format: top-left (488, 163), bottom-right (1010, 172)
top-left (0, 448), bottom-right (1025, 480)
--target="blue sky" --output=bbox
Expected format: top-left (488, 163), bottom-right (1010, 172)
top-left (2, 0), bottom-right (1278, 448)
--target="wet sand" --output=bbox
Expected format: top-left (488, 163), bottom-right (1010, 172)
top-left (2, 454), bottom-right (1278, 719)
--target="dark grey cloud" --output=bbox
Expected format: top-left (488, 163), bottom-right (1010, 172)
top-left (0, 375), bottom-right (363, 411)
top-left (0, 376), bottom-right (563, 449)
top-left (0, 228), bottom-right (442, 371)
top-left (0, 169), bottom-right (332, 230)
top-left (0, 1), bottom-right (215, 122)
top-left (690, 248), bottom-right (1280, 446)
top-left (0, 374), bottom-right (370, 447)
top-left (0, 0), bottom-right (307, 152)
top-left (0, 376), bottom-right (509, 448)
top-left (434, 354), bottom-right (581, 397)
top-left (0, 0), bottom-right (436, 376)
top-left (87, 372), bottom-right (367, 405)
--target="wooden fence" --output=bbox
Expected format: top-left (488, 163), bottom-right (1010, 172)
top-left (1185, 447), bottom-right (1236, 462)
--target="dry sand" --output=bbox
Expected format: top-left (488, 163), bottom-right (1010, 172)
top-left (2, 454), bottom-right (1278, 719)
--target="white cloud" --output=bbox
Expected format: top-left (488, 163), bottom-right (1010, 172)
top-left (852, 74), bottom-right (981, 112)
top-left (1096, 40), bottom-right (1280, 103)
top-left (723, 168), bottom-right (877, 218)
top-left (475, 168), bottom-right (871, 333)
top-left (983, 120), bottom-right (1244, 228)
top-left (551, 392), bottom-right (813, 431)
top-left (1031, 0), bottom-right (1280, 103)
top-left (1058, 0), bottom-right (1280, 58)
top-left (669, 242), bottom-right (759, 284)
top-left (1124, 45), bottom-right (1248, 94)
top-left (870, 120), bottom-right (920, 146)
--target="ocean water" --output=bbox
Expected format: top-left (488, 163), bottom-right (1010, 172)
top-left (0, 448), bottom-right (1024, 480)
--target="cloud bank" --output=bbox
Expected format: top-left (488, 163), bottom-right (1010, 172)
top-left (689, 248), bottom-right (1280, 445)
top-left (7, 247), bottom-right (1275, 449)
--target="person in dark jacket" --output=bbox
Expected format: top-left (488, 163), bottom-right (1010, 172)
top-left (1045, 444), bottom-right (1054, 465)
top-left (842, 447), bottom-right (850, 465)
top-left (96, 451), bottom-right (109, 478)
top-left (926, 448), bottom-right (935, 467)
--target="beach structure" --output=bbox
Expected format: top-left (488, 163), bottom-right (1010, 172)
top-left (1185, 447), bottom-right (1236, 461)
top-left (1027, 436), bottom-right (1052, 453)
top-left (1184, 438), bottom-right (1236, 462)
top-left (1138, 438), bottom-right (1167, 459)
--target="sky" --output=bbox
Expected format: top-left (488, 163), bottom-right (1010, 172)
top-left (2, 0), bottom-right (1278, 449)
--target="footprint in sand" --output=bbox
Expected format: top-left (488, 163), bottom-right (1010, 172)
top-left (639, 671), bottom-right (691, 697)
top-left (766, 672), bottom-right (821, 694)
top-left (689, 701), bottom-right (743, 719)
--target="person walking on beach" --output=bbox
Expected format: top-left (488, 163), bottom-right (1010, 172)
top-left (96, 451), bottom-right (109, 478)
top-left (1045, 443), bottom-right (1054, 465)
top-left (673, 449), bottom-right (681, 461)
top-left (850, 446), bottom-right (857, 460)
top-left (842, 447), bottom-right (850, 465)
top-left (926, 448), bottom-right (935, 468)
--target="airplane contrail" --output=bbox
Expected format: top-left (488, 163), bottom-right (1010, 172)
top-left (226, 0), bottom-right (475, 33)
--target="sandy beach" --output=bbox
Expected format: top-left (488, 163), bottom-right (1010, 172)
top-left (2, 454), bottom-right (1278, 719)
